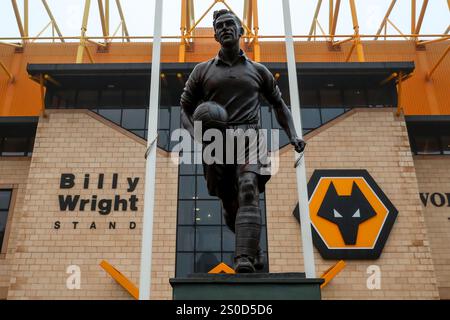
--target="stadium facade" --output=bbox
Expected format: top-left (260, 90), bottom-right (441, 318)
top-left (0, 1), bottom-right (449, 300)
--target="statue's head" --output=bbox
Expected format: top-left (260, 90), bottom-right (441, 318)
top-left (213, 9), bottom-right (244, 48)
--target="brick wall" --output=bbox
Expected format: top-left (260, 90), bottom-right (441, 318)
top-left (265, 108), bottom-right (439, 299)
top-left (414, 157), bottom-right (450, 299)
top-left (6, 110), bottom-right (178, 299)
top-left (0, 158), bottom-right (31, 299)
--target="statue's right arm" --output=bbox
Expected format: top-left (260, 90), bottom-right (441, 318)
top-left (180, 64), bottom-right (202, 138)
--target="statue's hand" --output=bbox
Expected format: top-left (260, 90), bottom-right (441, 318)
top-left (290, 137), bottom-right (306, 153)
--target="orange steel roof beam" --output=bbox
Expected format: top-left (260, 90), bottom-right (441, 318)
top-left (0, 61), bottom-right (14, 82)
top-left (243, 0), bottom-right (253, 37)
top-left (411, 0), bottom-right (416, 37)
top-left (427, 45), bottom-right (450, 79)
top-left (308, 0), bottom-right (323, 41)
top-left (349, 0), bottom-right (365, 62)
top-left (41, 0), bottom-right (65, 43)
top-left (374, 0), bottom-right (397, 40)
top-left (329, 0), bottom-right (333, 34)
top-left (252, 0), bottom-right (260, 62)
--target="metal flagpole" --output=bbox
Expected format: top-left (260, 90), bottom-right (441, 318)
top-left (139, 0), bottom-right (163, 300)
top-left (281, 0), bottom-right (317, 278)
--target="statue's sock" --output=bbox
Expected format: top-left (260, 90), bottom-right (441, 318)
top-left (234, 205), bottom-right (261, 262)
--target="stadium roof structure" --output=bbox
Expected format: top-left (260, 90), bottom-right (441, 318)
top-left (0, 1), bottom-right (449, 79)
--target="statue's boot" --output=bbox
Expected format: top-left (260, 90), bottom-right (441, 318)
top-left (234, 206), bottom-right (261, 273)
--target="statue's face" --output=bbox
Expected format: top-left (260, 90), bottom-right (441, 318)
top-left (214, 14), bottom-right (243, 47)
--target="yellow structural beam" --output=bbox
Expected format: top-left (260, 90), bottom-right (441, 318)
top-left (427, 45), bottom-right (450, 79)
top-left (98, 0), bottom-right (108, 39)
top-left (252, 0), bottom-right (260, 62)
top-left (41, 0), bottom-right (65, 43)
top-left (374, 0), bottom-right (397, 40)
top-left (24, 0), bottom-right (28, 38)
top-left (415, 0), bottom-right (429, 36)
top-left (11, 0), bottom-right (25, 40)
top-left (308, 0), bottom-right (323, 41)
top-left (115, 0), bottom-right (130, 42)
top-left (321, 260), bottom-right (346, 288)
top-left (100, 260), bottom-right (139, 300)
top-left (349, 0), bottom-right (365, 62)
top-left (411, 0), bottom-right (416, 36)
top-left (330, 0), bottom-right (341, 42)
top-left (76, 0), bottom-right (91, 63)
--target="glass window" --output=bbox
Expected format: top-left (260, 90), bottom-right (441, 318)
top-left (300, 90), bottom-right (319, 106)
top-left (321, 108), bottom-right (345, 123)
top-left (100, 89), bottom-right (122, 107)
top-left (124, 89), bottom-right (147, 107)
top-left (54, 90), bottom-right (76, 108)
top-left (0, 190), bottom-right (12, 252)
top-left (98, 109), bottom-right (121, 125)
top-left (414, 135), bottom-right (441, 155)
top-left (196, 226), bottom-right (221, 251)
top-left (131, 130), bottom-right (146, 140)
top-left (2, 137), bottom-right (28, 156)
top-left (0, 190), bottom-right (11, 210)
top-left (196, 176), bottom-right (214, 199)
top-left (367, 88), bottom-right (393, 106)
top-left (77, 90), bottom-right (99, 108)
top-left (179, 163), bottom-right (196, 175)
top-left (157, 129), bottom-right (170, 150)
top-left (179, 176), bottom-right (195, 200)
top-left (344, 89), bottom-right (367, 106)
top-left (195, 252), bottom-right (221, 273)
top-left (122, 109), bottom-right (146, 129)
top-left (319, 89), bottom-right (342, 106)
top-left (195, 201), bottom-right (221, 225)
top-left (222, 227), bottom-right (235, 252)
top-left (178, 200), bottom-right (195, 225)
top-left (301, 108), bottom-right (321, 129)
top-left (260, 106), bottom-right (272, 130)
top-left (158, 107), bottom-right (171, 130)
top-left (441, 136), bottom-right (450, 155)
top-left (176, 253), bottom-right (194, 277)
top-left (177, 226), bottom-right (195, 251)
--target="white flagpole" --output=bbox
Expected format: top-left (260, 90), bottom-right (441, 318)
top-left (139, 0), bottom-right (163, 300)
top-left (282, 0), bottom-right (316, 278)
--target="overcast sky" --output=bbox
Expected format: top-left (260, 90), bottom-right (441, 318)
top-left (0, 0), bottom-right (448, 41)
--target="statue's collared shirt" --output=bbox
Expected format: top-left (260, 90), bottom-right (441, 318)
top-left (180, 50), bottom-right (283, 124)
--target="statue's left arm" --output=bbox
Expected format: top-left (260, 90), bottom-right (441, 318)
top-left (258, 64), bottom-right (306, 153)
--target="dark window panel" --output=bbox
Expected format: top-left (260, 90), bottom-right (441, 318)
top-left (170, 106), bottom-right (181, 131)
top-left (319, 89), bottom-right (342, 106)
top-left (158, 107), bottom-right (171, 130)
top-left (260, 226), bottom-right (268, 251)
top-left (177, 226), bottom-right (195, 251)
top-left (321, 108), bottom-right (345, 123)
top-left (196, 176), bottom-right (214, 200)
top-left (441, 136), bottom-right (450, 155)
top-left (195, 252), bottom-right (221, 273)
top-left (300, 90), bottom-right (319, 106)
top-left (179, 163), bottom-right (196, 175)
top-left (260, 106), bottom-right (272, 130)
top-left (222, 227), bottom-right (235, 252)
top-left (124, 89), bottom-right (147, 107)
top-left (77, 90), bottom-right (99, 108)
top-left (179, 176), bottom-right (195, 200)
top-left (122, 109), bottom-right (146, 130)
top-left (222, 252), bottom-right (235, 269)
top-left (196, 226), bottom-right (221, 251)
top-left (2, 137), bottom-right (28, 156)
top-left (176, 253), bottom-right (194, 277)
top-left (52, 89), bottom-right (77, 108)
top-left (0, 211), bottom-right (8, 250)
top-left (130, 130), bottom-right (146, 139)
top-left (0, 191), bottom-right (11, 210)
top-left (343, 89), bottom-right (367, 106)
top-left (178, 200), bottom-right (195, 225)
top-left (414, 135), bottom-right (441, 155)
top-left (367, 88), bottom-right (393, 106)
top-left (259, 199), bottom-right (266, 225)
top-left (100, 89), bottom-right (122, 107)
top-left (271, 110), bottom-right (282, 129)
top-left (195, 200), bottom-right (221, 225)
top-left (157, 129), bottom-right (170, 150)
top-left (301, 108), bottom-right (321, 129)
top-left (98, 109), bottom-right (121, 125)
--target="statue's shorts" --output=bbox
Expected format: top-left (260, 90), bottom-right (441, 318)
top-left (202, 123), bottom-right (271, 198)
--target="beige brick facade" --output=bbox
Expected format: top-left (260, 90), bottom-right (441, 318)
top-left (4, 110), bottom-right (178, 299)
top-left (414, 157), bottom-right (450, 299)
top-left (0, 108), bottom-right (445, 299)
top-left (266, 108), bottom-right (439, 299)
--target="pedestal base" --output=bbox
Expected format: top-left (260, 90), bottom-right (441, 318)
top-left (170, 273), bottom-right (324, 300)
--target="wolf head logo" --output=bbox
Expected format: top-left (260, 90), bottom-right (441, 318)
top-left (317, 181), bottom-right (377, 245)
